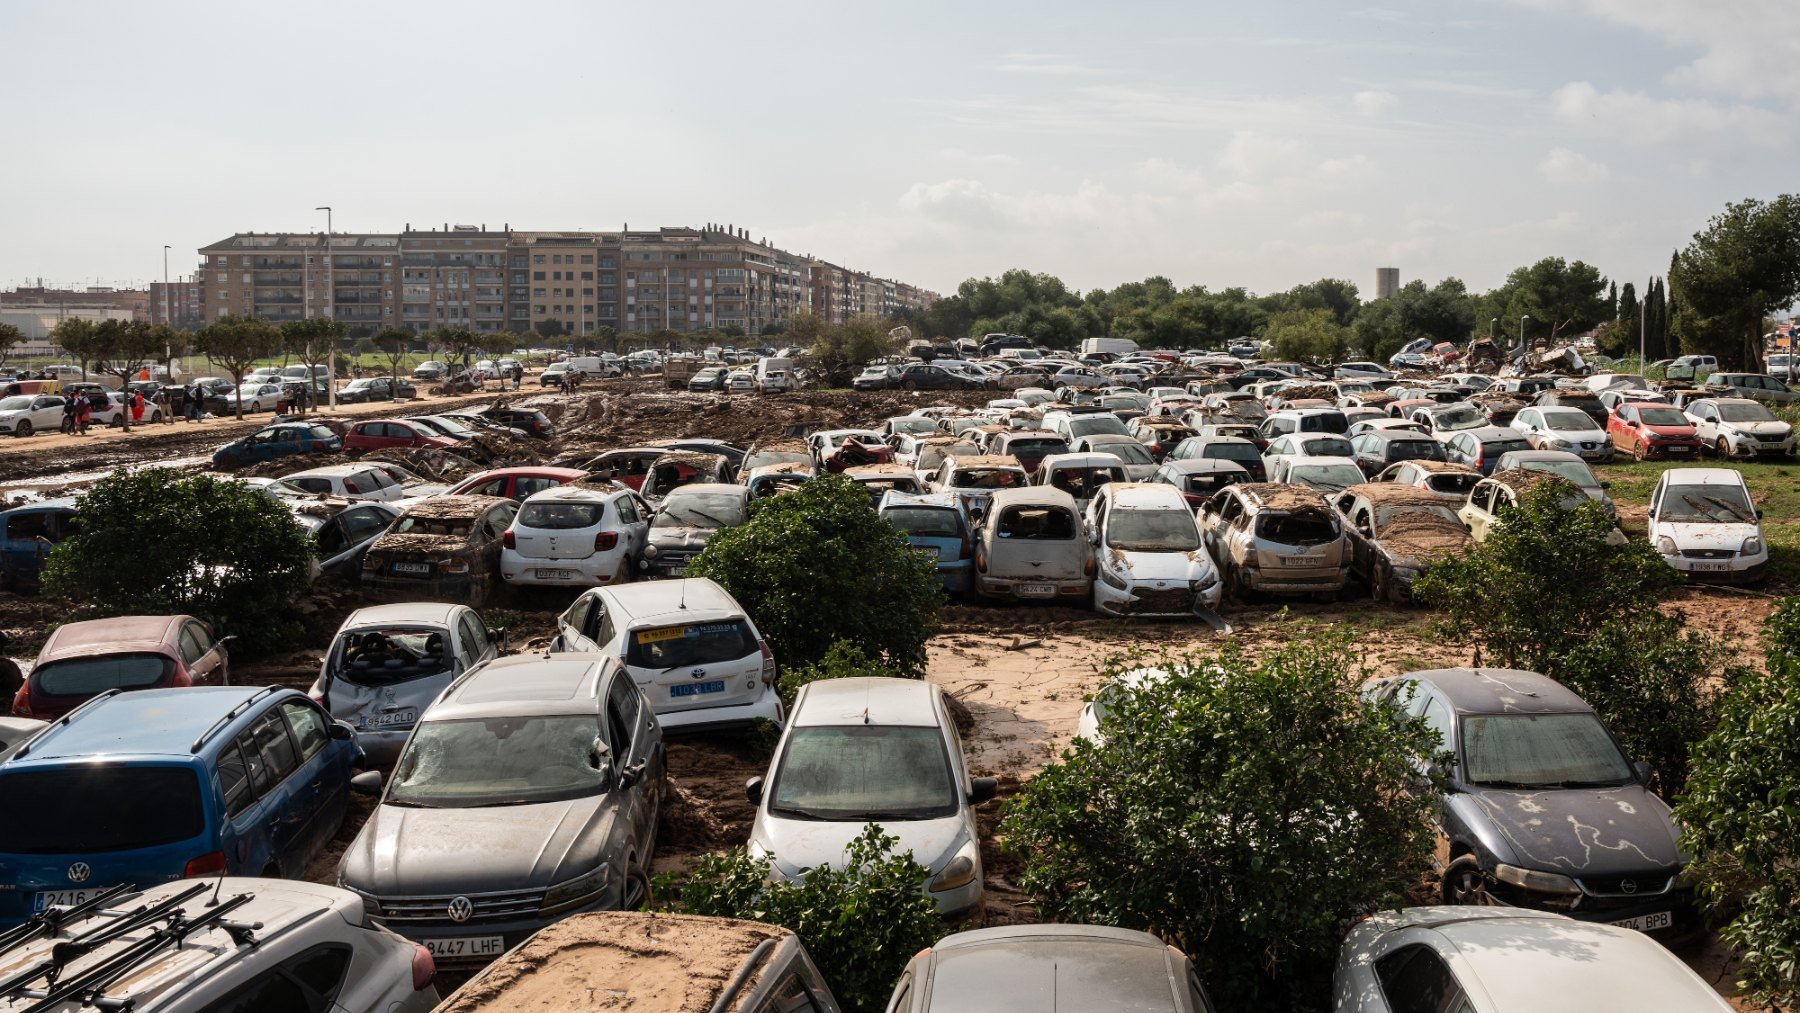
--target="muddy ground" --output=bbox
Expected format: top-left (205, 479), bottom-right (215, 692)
top-left (0, 377), bottom-right (1778, 1005)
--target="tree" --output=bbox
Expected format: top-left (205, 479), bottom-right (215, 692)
top-left (477, 329), bottom-right (518, 361)
top-left (41, 468), bottom-right (315, 654)
top-left (1264, 278), bottom-right (1361, 328)
top-left (372, 327), bottom-right (413, 387)
top-left (1481, 257), bottom-right (1610, 345)
top-left (1262, 308), bottom-right (1348, 363)
top-left (591, 324), bottom-right (618, 354)
top-left (90, 320), bottom-right (168, 430)
top-left (1669, 195), bottom-right (1800, 371)
top-left (1349, 278), bottom-right (1474, 360)
top-left (51, 317), bottom-right (105, 380)
top-left (1000, 634), bottom-right (1441, 1009)
top-left (663, 825), bottom-right (941, 1013)
top-left (0, 322), bottom-right (23, 372)
top-left (687, 474), bottom-right (942, 675)
top-left (429, 327), bottom-right (481, 373)
top-left (194, 315), bottom-right (279, 419)
top-left (1676, 598), bottom-right (1800, 1007)
top-left (808, 318), bottom-right (903, 387)
top-left (533, 318), bottom-right (567, 339)
top-left (280, 318), bottom-right (347, 416)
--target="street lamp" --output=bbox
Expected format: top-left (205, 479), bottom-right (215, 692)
top-left (162, 246), bottom-right (173, 384)
top-left (1519, 314), bottom-right (1531, 352)
top-left (316, 207), bottom-right (337, 411)
top-left (1489, 316), bottom-right (1498, 339)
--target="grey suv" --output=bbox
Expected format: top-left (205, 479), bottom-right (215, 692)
top-left (337, 652), bottom-right (664, 967)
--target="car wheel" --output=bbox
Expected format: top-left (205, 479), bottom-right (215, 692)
top-left (215, 452), bottom-right (240, 471)
top-left (622, 864), bottom-right (651, 910)
top-left (902, 380), bottom-right (919, 391)
top-left (1441, 855), bottom-right (1489, 905)
top-left (1717, 437), bottom-right (1732, 459)
top-left (12, 420), bottom-right (29, 438)
top-left (1631, 439), bottom-right (1644, 461)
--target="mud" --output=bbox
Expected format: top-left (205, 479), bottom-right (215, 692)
top-left (1239, 482), bottom-right (1331, 510)
top-left (1377, 514), bottom-right (1474, 558)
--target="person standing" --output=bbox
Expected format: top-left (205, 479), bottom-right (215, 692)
top-left (187, 383), bottom-right (204, 422)
top-left (130, 389), bottom-right (146, 424)
top-left (61, 396), bottom-right (76, 434)
top-left (73, 394), bottom-right (91, 435)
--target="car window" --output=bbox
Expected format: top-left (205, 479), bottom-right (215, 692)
top-left (281, 701), bottom-right (330, 762)
top-left (217, 742), bottom-right (255, 818)
top-left (755, 973), bottom-right (825, 1013)
top-left (179, 625), bottom-right (208, 665)
top-left (240, 709), bottom-right (300, 794)
top-left (195, 969), bottom-right (311, 1013)
top-left (565, 596), bottom-right (596, 641)
top-left (1422, 696), bottom-right (1454, 752)
top-left (606, 675), bottom-right (638, 756)
top-left (458, 614), bottom-right (482, 659)
top-left (1376, 945), bottom-right (1468, 1013)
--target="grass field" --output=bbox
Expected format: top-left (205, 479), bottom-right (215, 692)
top-left (1595, 454), bottom-right (1800, 585)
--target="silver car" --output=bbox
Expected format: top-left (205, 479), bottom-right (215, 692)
top-left (338, 652), bottom-right (664, 968)
top-left (889, 924), bottom-right (1214, 1012)
top-left (309, 603), bottom-right (503, 769)
top-left (747, 677), bottom-right (996, 916)
top-left (1198, 483), bottom-right (1351, 598)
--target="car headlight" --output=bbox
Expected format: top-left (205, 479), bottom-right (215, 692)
top-left (1494, 863), bottom-right (1580, 895)
top-left (541, 866), bottom-right (609, 912)
top-left (1743, 536), bottom-right (1764, 555)
top-left (927, 840), bottom-right (979, 893)
top-left (1390, 565), bottom-right (1423, 583)
top-left (1546, 437), bottom-right (1569, 449)
top-left (1099, 563), bottom-right (1129, 589)
top-left (1193, 569), bottom-right (1218, 591)
top-left (1656, 536), bottom-right (1678, 555)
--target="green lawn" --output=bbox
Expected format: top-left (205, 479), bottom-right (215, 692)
top-left (1595, 455), bottom-right (1800, 585)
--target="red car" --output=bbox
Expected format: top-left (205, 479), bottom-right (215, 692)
top-left (1387, 398), bottom-right (1437, 419)
top-left (1608, 401), bottom-right (1703, 460)
top-left (343, 419), bottom-right (458, 452)
top-left (445, 466), bottom-right (588, 501)
top-left (14, 615), bottom-right (230, 719)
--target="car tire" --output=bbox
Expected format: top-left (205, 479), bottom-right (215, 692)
top-left (623, 864), bottom-right (651, 910)
top-left (1370, 564), bottom-right (1390, 604)
top-left (902, 380), bottom-right (919, 391)
top-left (215, 452), bottom-right (240, 471)
top-left (1441, 854), bottom-right (1488, 905)
top-left (12, 421), bottom-right (29, 438)
top-left (1717, 437), bottom-right (1732, 459)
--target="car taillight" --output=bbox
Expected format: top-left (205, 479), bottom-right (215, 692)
top-left (502, 530), bottom-right (515, 549)
top-left (11, 685), bottom-right (30, 718)
top-left (170, 666), bottom-right (192, 688)
top-left (344, 479), bottom-right (360, 494)
top-left (595, 531), bottom-right (619, 551)
top-left (759, 640), bottom-right (776, 682)
top-left (975, 549), bottom-right (986, 573)
top-left (959, 529), bottom-right (971, 559)
top-left (410, 943), bottom-right (436, 990)
top-left (441, 558), bottom-right (471, 575)
top-left (1084, 556), bottom-right (1095, 577)
top-left (183, 851), bottom-right (227, 878)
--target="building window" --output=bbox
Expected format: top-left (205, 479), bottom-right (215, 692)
top-left (599, 256), bottom-right (616, 268)
top-left (533, 255), bottom-right (545, 265)
top-left (534, 272), bottom-right (545, 281)
top-left (580, 255), bottom-right (593, 264)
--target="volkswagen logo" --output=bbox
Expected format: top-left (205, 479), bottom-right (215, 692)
top-left (690, 668), bottom-right (707, 680)
top-left (67, 863), bottom-right (91, 884)
top-left (1619, 878), bottom-right (1638, 895)
top-left (446, 896), bottom-right (473, 923)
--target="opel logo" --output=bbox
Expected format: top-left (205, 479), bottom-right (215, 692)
top-left (67, 863), bottom-right (91, 884)
top-left (1619, 878), bottom-right (1638, 895)
top-left (447, 896), bottom-right (473, 923)
top-left (690, 668), bottom-right (707, 680)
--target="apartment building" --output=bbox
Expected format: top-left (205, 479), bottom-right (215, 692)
top-left (148, 278), bottom-right (205, 329)
top-left (806, 260), bottom-right (938, 326)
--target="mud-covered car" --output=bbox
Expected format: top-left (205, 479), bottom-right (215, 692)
top-left (641, 483), bottom-right (750, 579)
top-left (1362, 668), bottom-right (1699, 942)
top-left (639, 452), bottom-right (733, 502)
top-left (1373, 459), bottom-right (1483, 504)
top-left (931, 454), bottom-right (1030, 518)
top-left (1330, 484), bottom-right (1472, 602)
top-left (359, 495), bottom-right (518, 607)
top-left (1086, 483), bottom-right (1221, 617)
top-left (1198, 483), bottom-right (1350, 599)
top-left (843, 463), bottom-right (927, 504)
top-left (973, 486), bottom-right (1093, 602)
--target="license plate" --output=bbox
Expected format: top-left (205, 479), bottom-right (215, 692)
top-left (1666, 446), bottom-right (1692, 453)
top-left (1283, 556), bottom-right (1323, 567)
top-left (534, 568), bottom-right (575, 579)
top-left (914, 546), bottom-right (944, 560)
top-left (371, 708), bottom-right (417, 729)
top-left (1690, 561), bottom-right (1727, 571)
top-left (669, 566), bottom-right (687, 577)
top-left (391, 562), bottom-right (431, 575)
top-left (1018, 582), bottom-right (1056, 596)
top-left (35, 887), bottom-right (114, 912)
top-left (1609, 910), bottom-right (1672, 932)
top-left (670, 680), bottom-right (725, 698)
top-left (423, 936), bottom-right (506, 958)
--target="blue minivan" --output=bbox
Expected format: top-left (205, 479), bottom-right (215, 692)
top-left (878, 490), bottom-right (974, 596)
top-left (0, 686), bottom-right (358, 926)
top-left (0, 498), bottom-right (76, 592)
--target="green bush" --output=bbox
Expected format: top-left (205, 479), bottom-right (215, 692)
top-left (999, 632), bottom-right (1440, 1010)
top-left (1675, 597), bottom-right (1800, 1006)
top-left (659, 824), bottom-right (941, 1013)
top-left (42, 468), bottom-right (315, 654)
top-left (1413, 481), bottom-right (1718, 794)
top-left (688, 473), bottom-right (942, 675)
top-left (777, 640), bottom-right (899, 709)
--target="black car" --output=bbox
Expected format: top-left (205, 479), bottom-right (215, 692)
top-left (1350, 429), bottom-right (1449, 476)
top-left (336, 376), bottom-right (415, 403)
top-left (892, 362), bottom-right (970, 391)
top-left (477, 405), bottom-right (555, 439)
top-left (688, 367), bottom-right (729, 392)
top-left (1364, 668), bottom-right (1698, 941)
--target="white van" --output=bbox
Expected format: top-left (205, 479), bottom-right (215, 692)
top-left (756, 357), bottom-right (794, 393)
top-left (564, 355), bottom-right (603, 377)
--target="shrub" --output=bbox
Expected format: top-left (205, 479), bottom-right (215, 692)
top-left (42, 468), bottom-right (315, 654)
top-left (1675, 597), bottom-right (1800, 1007)
top-left (688, 474), bottom-right (942, 675)
top-left (777, 640), bottom-right (899, 708)
top-left (660, 824), bottom-right (941, 1013)
top-left (999, 632), bottom-right (1440, 1010)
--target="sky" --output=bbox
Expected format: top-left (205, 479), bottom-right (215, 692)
top-left (2, 0), bottom-right (1796, 301)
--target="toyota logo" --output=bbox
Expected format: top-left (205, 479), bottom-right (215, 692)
top-left (67, 863), bottom-right (91, 884)
top-left (690, 668), bottom-right (707, 680)
top-left (1619, 878), bottom-right (1638, 895)
top-left (446, 896), bottom-right (473, 923)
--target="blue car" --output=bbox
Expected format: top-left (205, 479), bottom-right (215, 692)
top-left (878, 490), bottom-right (974, 596)
top-left (211, 421), bottom-right (343, 470)
top-left (0, 498), bottom-right (75, 592)
top-left (0, 686), bottom-right (358, 926)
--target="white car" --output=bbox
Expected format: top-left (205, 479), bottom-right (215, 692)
top-left (726, 370), bottom-right (756, 393)
top-left (1262, 433), bottom-right (1354, 476)
top-left (1086, 483), bottom-right (1221, 617)
top-left (1270, 455), bottom-right (1366, 493)
top-left (501, 484), bottom-right (652, 587)
top-left (272, 464), bottom-right (412, 502)
top-left (551, 577), bottom-right (782, 731)
top-left (225, 381), bottom-right (285, 413)
top-left (746, 677), bottom-right (996, 915)
top-left (0, 394), bottom-right (68, 437)
top-left (1509, 406), bottom-right (1612, 462)
top-left (1334, 907), bottom-right (1729, 1012)
top-left (1684, 397), bottom-right (1796, 458)
top-left (1073, 667), bottom-right (1171, 746)
top-left (1648, 467), bottom-right (1768, 584)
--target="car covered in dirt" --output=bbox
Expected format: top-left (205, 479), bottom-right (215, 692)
top-left (972, 486), bottom-right (1093, 602)
top-left (501, 483), bottom-right (651, 587)
top-left (890, 923), bottom-right (1215, 1013)
top-left (0, 498), bottom-right (75, 592)
top-left (1031, 451), bottom-right (1128, 508)
top-left (271, 463), bottom-right (410, 502)
top-left (1648, 467), bottom-right (1767, 584)
top-left (931, 454), bottom-right (1030, 517)
top-left (881, 490), bottom-right (975, 596)
top-left (295, 499), bottom-right (407, 579)
top-left (446, 466), bottom-right (588, 502)
top-left (1372, 459), bottom-right (1483, 504)
top-left (1458, 468), bottom-right (1623, 545)
top-left (15, 614), bottom-right (230, 720)
top-left (1198, 483), bottom-right (1350, 599)
top-left (1330, 484), bottom-right (1472, 602)
top-left (343, 419), bottom-right (458, 453)
top-left (1086, 483), bottom-right (1221, 618)
top-left (308, 603), bottom-right (503, 768)
top-left (359, 495), bottom-right (518, 607)
top-left (640, 452), bottom-right (733, 502)
top-left (843, 463), bottom-right (927, 504)
top-left (641, 483), bottom-right (751, 579)
top-left (744, 461), bottom-right (816, 500)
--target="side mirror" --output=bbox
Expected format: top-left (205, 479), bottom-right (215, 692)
top-left (1757, 508), bottom-right (1765, 520)
top-left (1600, 481), bottom-right (1612, 490)
top-left (1087, 528), bottom-right (1100, 545)
top-left (489, 627), bottom-right (509, 651)
top-left (745, 776), bottom-right (765, 805)
top-left (1633, 760), bottom-right (1654, 785)
top-left (969, 776), bottom-right (999, 804)
top-left (328, 722), bottom-right (353, 742)
top-left (350, 770), bottom-right (384, 795)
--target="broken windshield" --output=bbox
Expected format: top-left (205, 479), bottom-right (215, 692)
top-left (1661, 483), bottom-right (1756, 524)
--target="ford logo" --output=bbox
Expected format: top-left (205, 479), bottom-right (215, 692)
top-left (67, 862), bottom-right (91, 884)
top-left (447, 896), bottom-right (473, 923)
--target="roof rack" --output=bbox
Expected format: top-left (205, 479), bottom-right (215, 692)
top-left (191, 686), bottom-right (281, 754)
top-left (9, 689), bottom-right (124, 760)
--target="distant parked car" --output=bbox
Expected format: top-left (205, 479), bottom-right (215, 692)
top-left (1684, 397), bottom-right (1796, 458)
top-left (1458, 469), bottom-right (1621, 544)
top-left (343, 419), bottom-right (458, 453)
top-left (15, 614), bottom-right (229, 720)
top-left (211, 420), bottom-right (342, 470)
top-left (1198, 483), bottom-right (1350, 599)
top-left (206, 381), bottom-right (287, 416)
top-left (0, 497), bottom-right (75, 593)
top-left (688, 366), bottom-right (730, 392)
top-left (1648, 467), bottom-right (1767, 584)
top-left (881, 491), bottom-right (975, 596)
top-left (446, 466), bottom-right (588, 502)
top-left (337, 375), bottom-right (416, 403)
top-left (1149, 459), bottom-right (1250, 508)
top-left (747, 677), bottom-right (995, 915)
top-left (1373, 459), bottom-right (1482, 503)
top-left (309, 602), bottom-right (503, 768)
top-left (1440, 425), bottom-right (1533, 476)
top-left (1490, 450), bottom-right (1616, 518)
top-left (1608, 402), bottom-right (1702, 460)
top-left (502, 484), bottom-right (652, 587)
top-left (1086, 482), bottom-right (1221, 617)
top-left (1270, 455), bottom-right (1365, 493)
top-left (272, 463), bottom-right (410, 502)
top-left (1510, 406), bottom-right (1612, 462)
top-left (1351, 429), bottom-right (1450, 477)
top-left (411, 360), bottom-right (449, 381)
top-left (338, 652), bottom-right (664, 967)
top-left (0, 393), bottom-right (68, 437)
top-left (853, 364), bottom-right (899, 391)
top-left (1166, 435), bottom-right (1267, 481)
top-left (1703, 371), bottom-right (1800, 404)
top-left (973, 486), bottom-right (1093, 602)
top-left (359, 495), bottom-right (519, 606)
top-left (0, 686), bottom-right (356, 927)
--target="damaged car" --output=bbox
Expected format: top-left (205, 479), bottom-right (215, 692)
top-left (1086, 483), bottom-right (1221, 618)
top-left (1648, 467), bottom-right (1768, 584)
top-left (1331, 484), bottom-right (1473, 602)
top-left (973, 486), bottom-right (1093, 602)
top-left (360, 495), bottom-right (519, 607)
top-left (640, 452), bottom-right (733, 503)
top-left (843, 463), bottom-right (928, 504)
top-left (1198, 483), bottom-right (1351, 600)
top-left (641, 483), bottom-right (750, 579)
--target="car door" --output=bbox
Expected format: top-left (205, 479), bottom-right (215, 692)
top-left (179, 619), bottom-right (227, 685)
top-left (603, 672), bottom-right (657, 861)
top-left (1608, 405), bottom-right (1634, 451)
top-left (278, 698), bottom-right (342, 866)
top-left (1687, 403), bottom-right (1715, 443)
top-left (456, 610), bottom-right (496, 674)
top-left (235, 708), bottom-right (304, 875)
top-left (557, 593), bottom-right (601, 651)
top-left (614, 493), bottom-right (650, 560)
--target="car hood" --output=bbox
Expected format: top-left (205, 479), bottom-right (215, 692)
top-left (1721, 421), bottom-right (1791, 437)
top-left (1457, 784), bottom-right (1682, 875)
top-left (342, 796), bottom-right (616, 894)
top-left (1641, 423), bottom-right (1697, 438)
top-left (648, 526), bottom-right (717, 549)
top-left (1654, 520), bottom-right (1760, 548)
top-left (757, 813), bottom-right (967, 878)
top-left (1103, 546), bottom-right (1214, 582)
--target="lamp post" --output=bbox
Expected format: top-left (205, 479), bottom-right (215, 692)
top-left (1519, 314), bottom-right (1531, 353)
top-left (1489, 316), bottom-right (1498, 339)
top-left (162, 245), bottom-right (173, 381)
top-left (316, 207), bottom-right (337, 411)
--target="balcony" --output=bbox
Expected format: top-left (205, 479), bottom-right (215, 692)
top-left (254, 273), bottom-right (304, 286)
top-left (254, 294), bottom-right (302, 305)
top-left (252, 258), bottom-right (302, 270)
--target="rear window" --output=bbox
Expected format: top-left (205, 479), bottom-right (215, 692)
top-left (885, 507), bottom-right (964, 538)
top-left (34, 653), bottom-right (173, 697)
top-left (1483, 437), bottom-right (1532, 455)
top-left (0, 767), bottom-right (203, 853)
top-left (996, 506), bottom-right (1078, 540)
top-left (308, 425), bottom-right (335, 440)
top-left (1391, 441), bottom-right (1448, 461)
top-left (519, 501), bottom-right (604, 529)
top-left (1255, 512), bottom-right (1340, 545)
top-left (1298, 413), bottom-right (1349, 434)
top-left (333, 627), bottom-right (455, 684)
top-left (1427, 473), bottom-right (1482, 495)
top-left (1205, 444), bottom-right (1261, 464)
top-left (393, 516), bottom-right (475, 538)
top-left (626, 620), bottom-right (758, 668)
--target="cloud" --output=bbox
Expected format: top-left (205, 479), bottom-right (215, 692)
top-left (1550, 81), bottom-right (1791, 147)
top-left (1218, 132), bottom-right (1309, 177)
top-left (1538, 147), bottom-right (1610, 184)
top-left (1352, 89), bottom-right (1397, 115)
top-left (938, 147), bottom-right (1020, 167)
top-left (995, 51), bottom-right (1103, 76)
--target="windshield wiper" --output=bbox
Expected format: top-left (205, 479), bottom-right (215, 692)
top-left (768, 806), bottom-right (835, 821)
top-left (844, 810), bottom-right (938, 821)
top-left (383, 799), bottom-right (436, 809)
top-left (1472, 779), bottom-right (1550, 790)
top-left (468, 798), bottom-right (540, 808)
